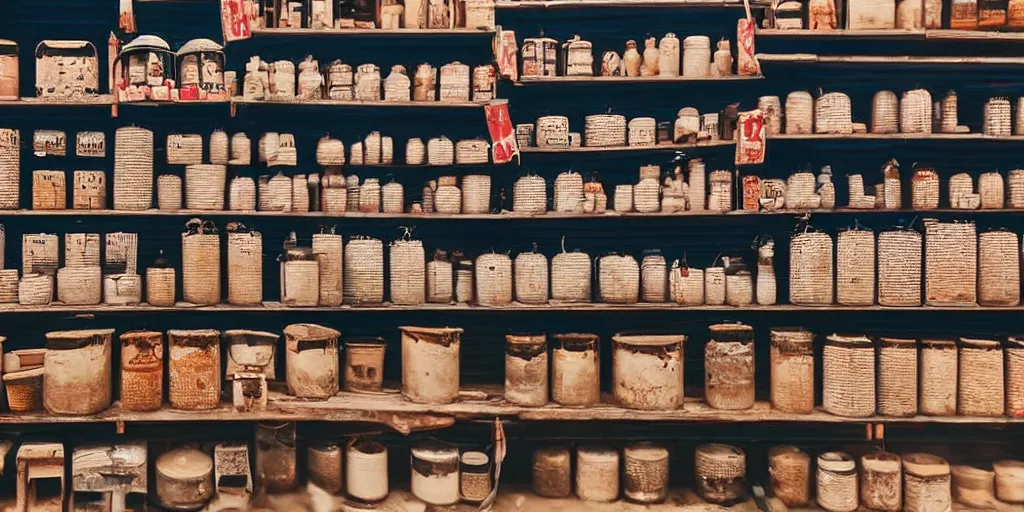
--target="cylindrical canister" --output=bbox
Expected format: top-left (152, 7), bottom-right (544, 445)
top-left (770, 328), bottom-right (814, 414)
top-left (551, 333), bottom-right (600, 407)
top-left (307, 442), bottom-right (343, 495)
top-left (146, 267), bottom-right (176, 306)
top-left (255, 421), bottom-right (297, 493)
top-left (476, 253), bottom-right (513, 306)
top-left (155, 447), bottom-right (214, 510)
top-left (952, 464), bottom-right (997, 509)
top-left (43, 329), bottom-right (113, 415)
top-left (823, 334), bottom-right (875, 417)
top-left (312, 233), bottom-right (343, 307)
top-left (878, 230), bottom-right (923, 306)
top-left (706, 324), bottom-right (755, 410)
top-left (410, 442), bottom-right (460, 506)
top-left (347, 440), bottom-right (388, 502)
top-left (789, 231), bottom-right (834, 305)
top-left (576, 446), bottom-right (620, 502)
top-left (612, 334), bottom-right (685, 410)
top-left (227, 231), bottom-right (262, 305)
top-left (389, 239), bottom-right (426, 305)
top-left (861, 452), bottom-right (902, 512)
top-left (695, 444), bottom-right (746, 504)
top-left (836, 228), bottom-right (875, 306)
top-left (817, 452), bottom-right (858, 512)
top-left (624, 443), bottom-right (669, 504)
top-left (903, 453), bottom-right (951, 512)
top-left (533, 447), bottom-right (572, 498)
top-left (877, 337), bottom-right (918, 417)
top-left (400, 326), bottom-right (462, 404)
top-left (1008, 337), bottom-right (1024, 416)
top-left (167, 330), bottom-right (221, 410)
top-left (344, 339), bottom-right (385, 393)
top-left (993, 460), bottom-right (1024, 503)
top-left (979, 230), bottom-right (1020, 306)
top-left (959, 337), bottom-right (1005, 416)
top-left (460, 451), bottom-right (491, 504)
top-left (344, 238), bottom-right (384, 305)
top-left (181, 231), bottom-right (220, 305)
top-left (769, 446), bottom-right (811, 507)
top-left (514, 251), bottom-right (549, 305)
top-left (284, 324), bottom-right (340, 399)
top-left (120, 330), bottom-right (164, 412)
top-left (920, 339), bottom-right (958, 415)
top-left (505, 334), bottom-right (548, 406)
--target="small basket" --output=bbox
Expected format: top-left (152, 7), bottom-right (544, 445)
top-left (941, 91), bottom-right (959, 133)
top-left (56, 266), bottom-right (101, 305)
top-left (1006, 337), bottom-right (1024, 417)
top-left (4, 368), bottom-right (44, 413)
top-left (900, 89), bottom-right (932, 134)
top-left (113, 126), bottom-right (154, 211)
top-left (758, 96), bottom-right (783, 135)
top-left (633, 179), bottom-right (660, 213)
top-left (708, 170), bottom-right (732, 212)
top-left (18, 274), bottom-right (53, 305)
top-left (312, 233), bottom-right (343, 306)
top-left (614, 184), bottom-right (634, 213)
top-left (73, 170), bottom-right (106, 210)
top-left (785, 91), bottom-right (813, 134)
top-left (166, 133), bottom-right (203, 165)
top-left (426, 258), bottom-right (453, 303)
top-left (979, 230), bottom-right (1020, 306)
top-left (157, 175), bottom-right (182, 211)
top-left (1008, 170), bottom-right (1024, 208)
top-left (536, 116), bottom-right (570, 148)
top-left (551, 249), bottom-right (591, 302)
top-left (0, 129), bottom-right (19, 209)
top-left (455, 139), bottom-right (489, 165)
top-left (513, 175), bottom-right (547, 214)
top-left (911, 167), bottom-right (940, 209)
top-left (31, 170), bottom-right (66, 210)
top-left (146, 267), bottom-right (176, 306)
top-left (0, 270), bottom-right (18, 303)
top-left (476, 253), bottom-right (513, 306)
top-left (185, 164), bottom-right (227, 210)
top-left (705, 267), bottom-right (726, 305)
top-left (669, 264), bottom-right (704, 304)
top-left (871, 90), bottom-right (899, 134)
top-left (461, 175), bottom-right (491, 214)
top-left (344, 237), bottom-right (384, 305)
top-left (877, 337), bottom-right (918, 417)
top-left (316, 137), bottom-right (345, 166)
top-left (439, 61), bottom-right (471, 103)
top-left (584, 114), bottom-right (627, 147)
top-left (985, 97), bottom-right (1012, 137)
top-left (814, 92), bottom-right (853, 134)
top-left (903, 454), bottom-right (952, 512)
top-left (817, 452), bottom-right (858, 512)
top-left (920, 338), bottom-right (958, 415)
top-left (389, 239), bottom-right (426, 305)
top-left (229, 177), bottom-right (256, 211)
top-left (181, 228), bottom-right (221, 305)
top-left (640, 254), bottom-right (667, 302)
top-left (706, 324), bottom-right (755, 410)
top-left (979, 171), bottom-right (1005, 209)
top-left (515, 251), bottom-right (549, 304)
top-left (958, 338), bottom-right (1005, 416)
top-left (598, 254), bottom-right (639, 304)
top-left (381, 182), bottom-right (403, 214)
top-left (227, 231), bottom-right (262, 306)
top-left (554, 172), bottom-right (584, 213)
top-left (770, 328), bottom-right (814, 414)
top-left (822, 334), bottom-right (875, 417)
top-left (924, 219), bottom-right (977, 306)
top-left (627, 117), bottom-right (656, 147)
top-left (950, 172), bottom-right (978, 209)
top-left (427, 136), bottom-right (455, 166)
top-left (230, 133), bottom-right (251, 165)
top-left (359, 178), bottom-right (381, 213)
top-left (836, 228), bottom-right (875, 306)
top-left (789, 231), bottom-right (834, 305)
top-left (209, 130), bottom-right (229, 165)
top-left (406, 138), bottom-right (426, 165)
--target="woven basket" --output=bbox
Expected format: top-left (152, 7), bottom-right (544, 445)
top-left (4, 368), bottom-right (43, 412)
top-left (911, 167), bottom-right (939, 209)
top-left (599, 254), bottom-right (639, 303)
top-left (472, 64), bottom-right (497, 101)
top-left (344, 238), bottom-right (384, 305)
top-left (877, 229), bottom-right (922, 306)
top-left (114, 126), bottom-right (154, 211)
top-left (344, 175), bottom-right (360, 212)
top-left (836, 229), bottom-right (875, 305)
top-left (789, 231), bottom-right (834, 305)
top-left (1008, 338), bottom-right (1024, 417)
top-left (106, 232), bottom-right (139, 274)
top-left (349, 143), bottom-right (363, 165)
top-left (959, 338), bottom-right (1005, 416)
top-left (389, 239), bottom-right (426, 305)
top-left (1009, 170), bottom-right (1024, 208)
top-left (683, 36), bottom-right (712, 77)
top-left (623, 443), bottom-right (669, 503)
top-left (439, 61), bottom-right (470, 103)
top-left (513, 175), bottom-right (547, 214)
top-left (120, 330), bottom-right (164, 412)
top-left (634, 178), bottom-right (660, 213)
top-left (311, 234), bottom-right (343, 306)
top-left (476, 253), bottom-right (513, 306)
top-left (950, 173), bottom-right (979, 209)
top-left (536, 116), bottom-right (570, 148)
top-left (878, 337), bottom-right (918, 417)
top-left (978, 230), bottom-right (1020, 306)
top-left (316, 137), bottom-right (345, 166)
top-left (359, 178), bottom-right (381, 213)
top-left (455, 139), bottom-right (489, 164)
top-left (515, 251), bottom-right (549, 304)
top-left (381, 182), bottom-right (403, 214)
top-left (815, 92), bottom-right (853, 134)
top-left (0, 269), bottom-right (16, 303)
top-left (640, 254), bottom-right (667, 302)
top-left (706, 324), bottom-right (755, 410)
top-left (166, 134), bottom-right (203, 165)
top-left (769, 446), bottom-right (811, 507)
top-left (925, 220), bottom-right (977, 305)
top-left (769, 328), bottom-right (814, 414)
top-left (554, 172), bottom-right (584, 213)
top-left (185, 165), bottom-right (226, 210)
top-left (979, 172), bottom-right (1005, 209)
top-left (427, 259), bottom-right (453, 303)
top-left (817, 452), bottom-right (858, 512)
top-left (725, 271), bottom-right (754, 306)
top-left (708, 170), bottom-right (732, 212)
top-left (167, 329), bottom-right (221, 410)
top-left (695, 444), bottom-right (746, 504)
top-left (784, 172), bottom-right (816, 209)
top-left (576, 446), bottom-right (620, 502)
top-left (0, 129), bottom-right (19, 209)
top-left (920, 338), bottom-right (958, 415)
top-left (230, 133), bottom-right (251, 165)
top-left (156, 175), bottom-right (182, 211)
top-left (900, 89), bottom-right (932, 134)
top-left (406, 138), bottom-right (426, 165)
top-left (940, 91), bottom-right (959, 133)
top-left (322, 184), bottom-right (347, 214)
top-left (182, 231), bottom-right (220, 305)
top-left (71, 170), bottom-right (104, 210)
top-left (226, 231), bottom-right (262, 306)
top-left (146, 267), bottom-right (175, 306)
top-left (614, 184), bottom-right (634, 213)
top-left (22, 233), bottom-right (58, 277)
top-left (209, 130), bottom-right (229, 165)
top-left (19, 274), bottom-right (52, 305)
top-left (427, 136), bottom-right (455, 165)
top-left (56, 266), bottom-right (101, 305)
top-left (228, 177), bottom-right (256, 211)
top-left (903, 454), bottom-right (951, 512)
top-left (860, 452), bottom-right (902, 512)
top-left (669, 264), bottom-right (704, 304)
top-left (103, 274), bottom-right (141, 305)
top-left (627, 117), bottom-right (656, 147)
top-left (704, 267), bottom-right (725, 305)
top-left (758, 96), bottom-right (783, 135)
top-left (456, 262), bottom-right (474, 303)
top-left (462, 175), bottom-right (491, 214)
top-left (823, 334), bottom-right (875, 417)
top-left (30, 170), bottom-right (64, 210)
top-left (872, 91), bottom-right (899, 134)
top-left (785, 91), bottom-right (814, 134)
top-left (64, 233), bottom-right (99, 267)
top-left (551, 250), bottom-right (591, 302)
top-left (384, 65), bottom-right (410, 102)
top-left (985, 97), bottom-right (1012, 136)
top-left (584, 114), bottom-right (627, 147)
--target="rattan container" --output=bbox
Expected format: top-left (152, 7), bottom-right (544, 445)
top-left (533, 447), bottom-right (572, 498)
top-left (181, 230), bottom-right (221, 305)
top-left (770, 328), bottom-right (815, 414)
top-left (823, 334), bottom-right (875, 417)
top-left (230, 133), bottom-right (251, 165)
top-left (426, 257), bottom-right (453, 304)
top-left (836, 228), bottom-right (875, 305)
top-left (389, 239), bottom-right (426, 305)
top-left (959, 338), bottom-right (1004, 416)
top-left (554, 172), bottom-right (584, 212)
top-left (985, 97), bottom-right (1012, 136)
top-left (633, 177), bottom-right (660, 213)
top-left (156, 175), bottom-right (182, 211)
top-left (456, 261), bottom-right (473, 304)
top-left (208, 130), bottom-right (228, 165)
top-left (476, 253), bottom-right (513, 306)
top-left (704, 266), bottom-right (725, 305)
top-left (911, 167), bottom-right (940, 209)
top-left (695, 444), bottom-right (746, 504)
top-left (598, 254), bottom-right (639, 303)
top-left (903, 454), bottom-right (951, 512)
top-left (624, 443), bottom-right (669, 504)
top-left (400, 326), bottom-right (461, 405)
top-left (919, 338), bottom-right (958, 415)
top-left (455, 139), bottom-right (489, 165)
top-left (461, 174), bottom-right (491, 214)
top-left (1008, 337), bottom-right (1024, 416)
top-left (639, 254), bottom-right (667, 302)
top-left (682, 35), bottom-right (712, 77)
top-left (1010, 170), bottom-right (1024, 208)
top-left (785, 91), bottom-right (814, 134)
top-left (307, 443), bottom-right (343, 495)
top-left (952, 464), bottom-right (997, 509)
top-left (0, 270), bottom-right (15, 304)
top-left (584, 114), bottom-right (627, 147)
top-left (925, 220), bottom-right (977, 305)
top-left (291, 174), bottom-right (311, 213)
top-left (344, 238), bottom-right (384, 305)
top-left (815, 92), bottom-right (853, 134)
top-left (900, 89), bottom-right (932, 134)
top-left (513, 175), bottom-right (547, 214)
top-left (877, 229), bottom-right (922, 306)
top-left (705, 324), bottom-right (754, 410)
top-left (576, 446), bottom-right (619, 502)
top-left (439, 61), bottom-right (470, 103)
top-left (613, 185), bottom-right (634, 213)
top-left (405, 138), bottom-right (425, 165)
top-left (789, 231), bottom-right (834, 305)
top-left (770, 446), bottom-right (811, 507)
top-left (514, 251), bottom-right (549, 305)
top-left (31, 170), bottom-right (64, 210)
top-left (758, 96), bottom-right (783, 135)
top-left (860, 452), bottom-right (902, 512)
top-left (282, 257), bottom-right (319, 308)
top-left (284, 324), bottom-right (339, 399)
top-left (993, 460), bottom-right (1024, 503)
top-left (146, 267), bottom-right (175, 306)
top-left (551, 333), bottom-right (600, 406)
top-left (63, 232), bottom-right (99, 268)
top-left (312, 234), bottom-right (343, 307)
top-left (427, 136), bottom-right (455, 166)
top-left (628, 117), bottom-right (656, 147)
top-left (551, 249), bottom-right (591, 302)
top-left (940, 91), bottom-right (959, 133)
top-left (669, 264), bottom-right (704, 305)
top-left (359, 178), bottom-right (381, 213)
top-left (505, 334), bottom-right (548, 406)
top-left (114, 127), bottom-right (154, 210)
top-left (872, 90), bottom-right (899, 133)
top-left (380, 182), bottom-right (403, 214)
top-left (72, 170), bottom-right (105, 210)
top-left (43, 329), bottom-right (113, 415)
top-left (434, 177), bottom-right (461, 214)
top-left (226, 231), bottom-right (262, 306)
top-left (817, 452), bottom-right (858, 512)
top-left (120, 330), bottom-right (164, 412)
top-left (878, 337), bottom-right (918, 417)
top-left (167, 329), bottom-right (221, 410)
top-left (167, 134), bottom-right (202, 165)
top-left (612, 334), bottom-right (685, 410)
top-left (0, 129), bottom-right (17, 209)
top-left (979, 230), bottom-right (1020, 306)
top-left (536, 116), bottom-right (570, 148)
top-left (708, 170), bottom-right (732, 212)
top-left (4, 367), bottom-right (43, 412)
top-left (104, 274), bottom-right (142, 305)
top-left (56, 266), bottom-right (101, 305)
top-left (979, 172), bottom-right (1005, 209)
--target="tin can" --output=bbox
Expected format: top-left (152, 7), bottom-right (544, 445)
top-left (400, 326), bottom-right (461, 404)
top-left (505, 334), bottom-right (548, 406)
top-left (551, 333), bottom-right (599, 406)
top-left (410, 441), bottom-right (460, 506)
top-left (284, 324), bottom-right (340, 399)
top-left (347, 440), bottom-right (388, 502)
top-left (612, 334), bottom-right (684, 410)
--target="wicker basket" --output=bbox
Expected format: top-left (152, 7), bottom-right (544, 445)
top-left (959, 338), bottom-right (1005, 416)
top-left (876, 229), bottom-right (922, 306)
top-left (584, 114), bottom-right (627, 147)
top-left (71, 171), bottom-right (105, 210)
top-left (836, 229), bottom-right (875, 305)
top-left (209, 130), bottom-right (229, 165)
top-left (105, 231), bottom-right (138, 274)
top-left (900, 89), bottom-right (932, 134)
top-left (669, 263), bottom-right (704, 304)
top-left (166, 134), bottom-right (203, 165)
top-left (695, 444), bottom-right (746, 504)
top-left (381, 182), bottom-right (403, 214)
top-left (120, 330), bottom-right (164, 412)
top-left (426, 258), bottom-right (453, 303)
top-left (815, 92), bottom-right (853, 134)
top-left (925, 219), bottom-right (977, 306)
top-left (156, 175), bottom-right (182, 211)
top-left (181, 229), bottom-right (220, 305)
top-left (903, 454), bottom-right (951, 512)
top-left (872, 91), bottom-right (899, 134)
top-left (406, 138), bottom-right (426, 165)
top-left (18, 273), bottom-right (52, 305)
top-left (344, 238), bottom-right (384, 305)
top-left (785, 91), bottom-right (814, 134)
top-left (4, 368), bottom-right (44, 413)
top-left (104, 274), bottom-right (142, 305)
top-left (682, 36), bottom-right (712, 77)
top-left (0, 129), bottom-right (19, 209)
top-left (311, 234), bottom-right (343, 306)
top-left (455, 139), bottom-right (489, 165)
top-left (599, 254), bottom-right (639, 303)
top-left (185, 164), bottom-right (227, 210)
top-left (706, 324), bottom-right (755, 410)
top-left (439, 61), bottom-right (470, 103)
top-left (613, 184), bottom-right (634, 213)
top-left (920, 338), bottom-right (958, 415)
top-left (389, 239), bottom-right (426, 305)
top-left (456, 261), bottom-right (474, 303)
top-left (640, 254), bottom-right (667, 302)
top-left (146, 267), bottom-right (175, 306)
top-left (551, 249), bottom-right (591, 302)
top-left (114, 126), bottom-right (154, 211)
top-left (627, 117), bottom-right (656, 147)
top-left (985, 97), bottom-right (1012, 136)
top-left (384, 65), bottom-right (411, 102)
top-left (623, 442), bottom-right (669, 503)
top-left (860, 452), bottom-right (902, 512)
top-left (359, 178), bottom-right (381, 213)
top-left (316, 137), bottom-right (345, 166)
top-left (770, 446), bottom-right (811, 507)
top-left (823, 334), bottom-right (875, 417)
top-left (230, 133), bottom-right (251, 165)
top-left (725, 271), bottom-right (754, 306)
top-left (758, 96), bottom-right (783, 135)
top-left (978, 230), bottom-right (1020, 306)
top-left (554, 172), bottom-right (584, 213)
top-left (950, 173), bottom-right (979, 209)
top-left (22, 233), bottom-right (58, 277)
top-left (228, 177), bottom-right (256, 211)
top-left (167, 329), bottom-right (221, 410)
top-left (427, 136), bottom-right (455, 166)
top-left (536, 116), bottom-right (570, 148)
top-left (939, 91), bottom-right (959, 133)
top-left (515, 251), bottom-right (549, 304)
top-left (476, 253), bottom-right (513, 306)
top-left (703, 266), bottom-right (725, 305)
top-left (56, 266), bottom-right (101, 305)
top-left (817, 452), bottom-right (858, 512)
top-left (708, 170), bottom-right (732, 212)
top-left (461, 175), bottom-right (491, 214)
top-left (513, 175), bottom-right (547, 214)
top-left (576, 446), bottom-right (620, 502)
top-left (769, 328), bottom-right (814, 414)
top-left (979, 172), bottom-right (1005, 209)
top-left (634, 178), bottom-right (660, 213)
top-left (0, 269), bottom-right (15, 303)
top-left (1005, 337), bottom-right (1024, 418)
top-left (31, 170), bottom-right (65, 210)
top-left (911, 167), bottom-right (939, 209)
top-left (1008, 170), bottom-right (1024, 208)
top-left (789, 231), bottom-right (834, 305)
top-left (434, 178), bottom-right (461, 214)
top-left (878, 337), bottom-right (918, 417)
top-left (226, 231), bottom-right (262, 306)
top-left (64, 233), bottom-right (99, 268)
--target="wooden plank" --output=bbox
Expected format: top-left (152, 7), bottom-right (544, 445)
top-left (518, 75), bottom-right (763, 83)
top-left (756, 28), bottom-right (1024, 42)
top-left (768, 133), bottom-right (1005, 140)
top-left (520, 140), bottom-right (735, 153)
top-left (251, 27), bottom-right (493, 36)
top-left (757, 53), bottom-right (1024, 65)
top-left (495, 0), bottom-right (770, 8)
top-left (231, 97), bottom-right (484, 108)
top-left (0, 96), bottom-right (115, 106)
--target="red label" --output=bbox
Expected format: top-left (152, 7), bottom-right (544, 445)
top-left (737, 18), bottom-right (758, 76)
top-left (679, 267), bottom-right (689, 277)
top-left (485, 102), bottom-right (519, 165)
top-left (222, 0), bottom-right (255, 42)
top-left (742, 175), bottom-right (761, 210)
top-left (735, 109), bottom-right (766, 166)
top-left (496, 30), bottom-right (519, 82)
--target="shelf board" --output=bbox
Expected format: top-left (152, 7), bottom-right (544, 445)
top-left (520, 140), bottom-right (735, 153)
top-left (1, 389), bottom-right (1018, 433)
top-left (0, 95), bottom-right (114, 106)
top-left (756, 53), bottom-right (1024, 65)
top-left (756, 28), bottom-right (1024, 41)
top-left (250, 27), bottom-right (494, 36)
top-left (495, 0), bottom-right (766, 8)
top-left (517, 75), bottom-right (763, 84)
top-left (768, 133), bottom-right (1020, 140)
top-left (230, 97), bottom-right (484, 108)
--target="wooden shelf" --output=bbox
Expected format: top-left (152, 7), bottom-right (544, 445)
top-left (520, 140), bottom-right (735, 153)
top-left (0, 95), bottom-right (114, 106)
top-left (495, 0), bottom-right (766, 9)
top-left (517, 75), bottom-right (763, 84)
top-left (230, 97), bottom-right (485, 109)
top-left (756, 28), bottom-right (1024, 41)
top-left (768, 133), bottom-right (1020, 140)
top-left (756, 53), bottom-right (1024, 65)
top-left (250, 27), bottom-right (494, 36)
